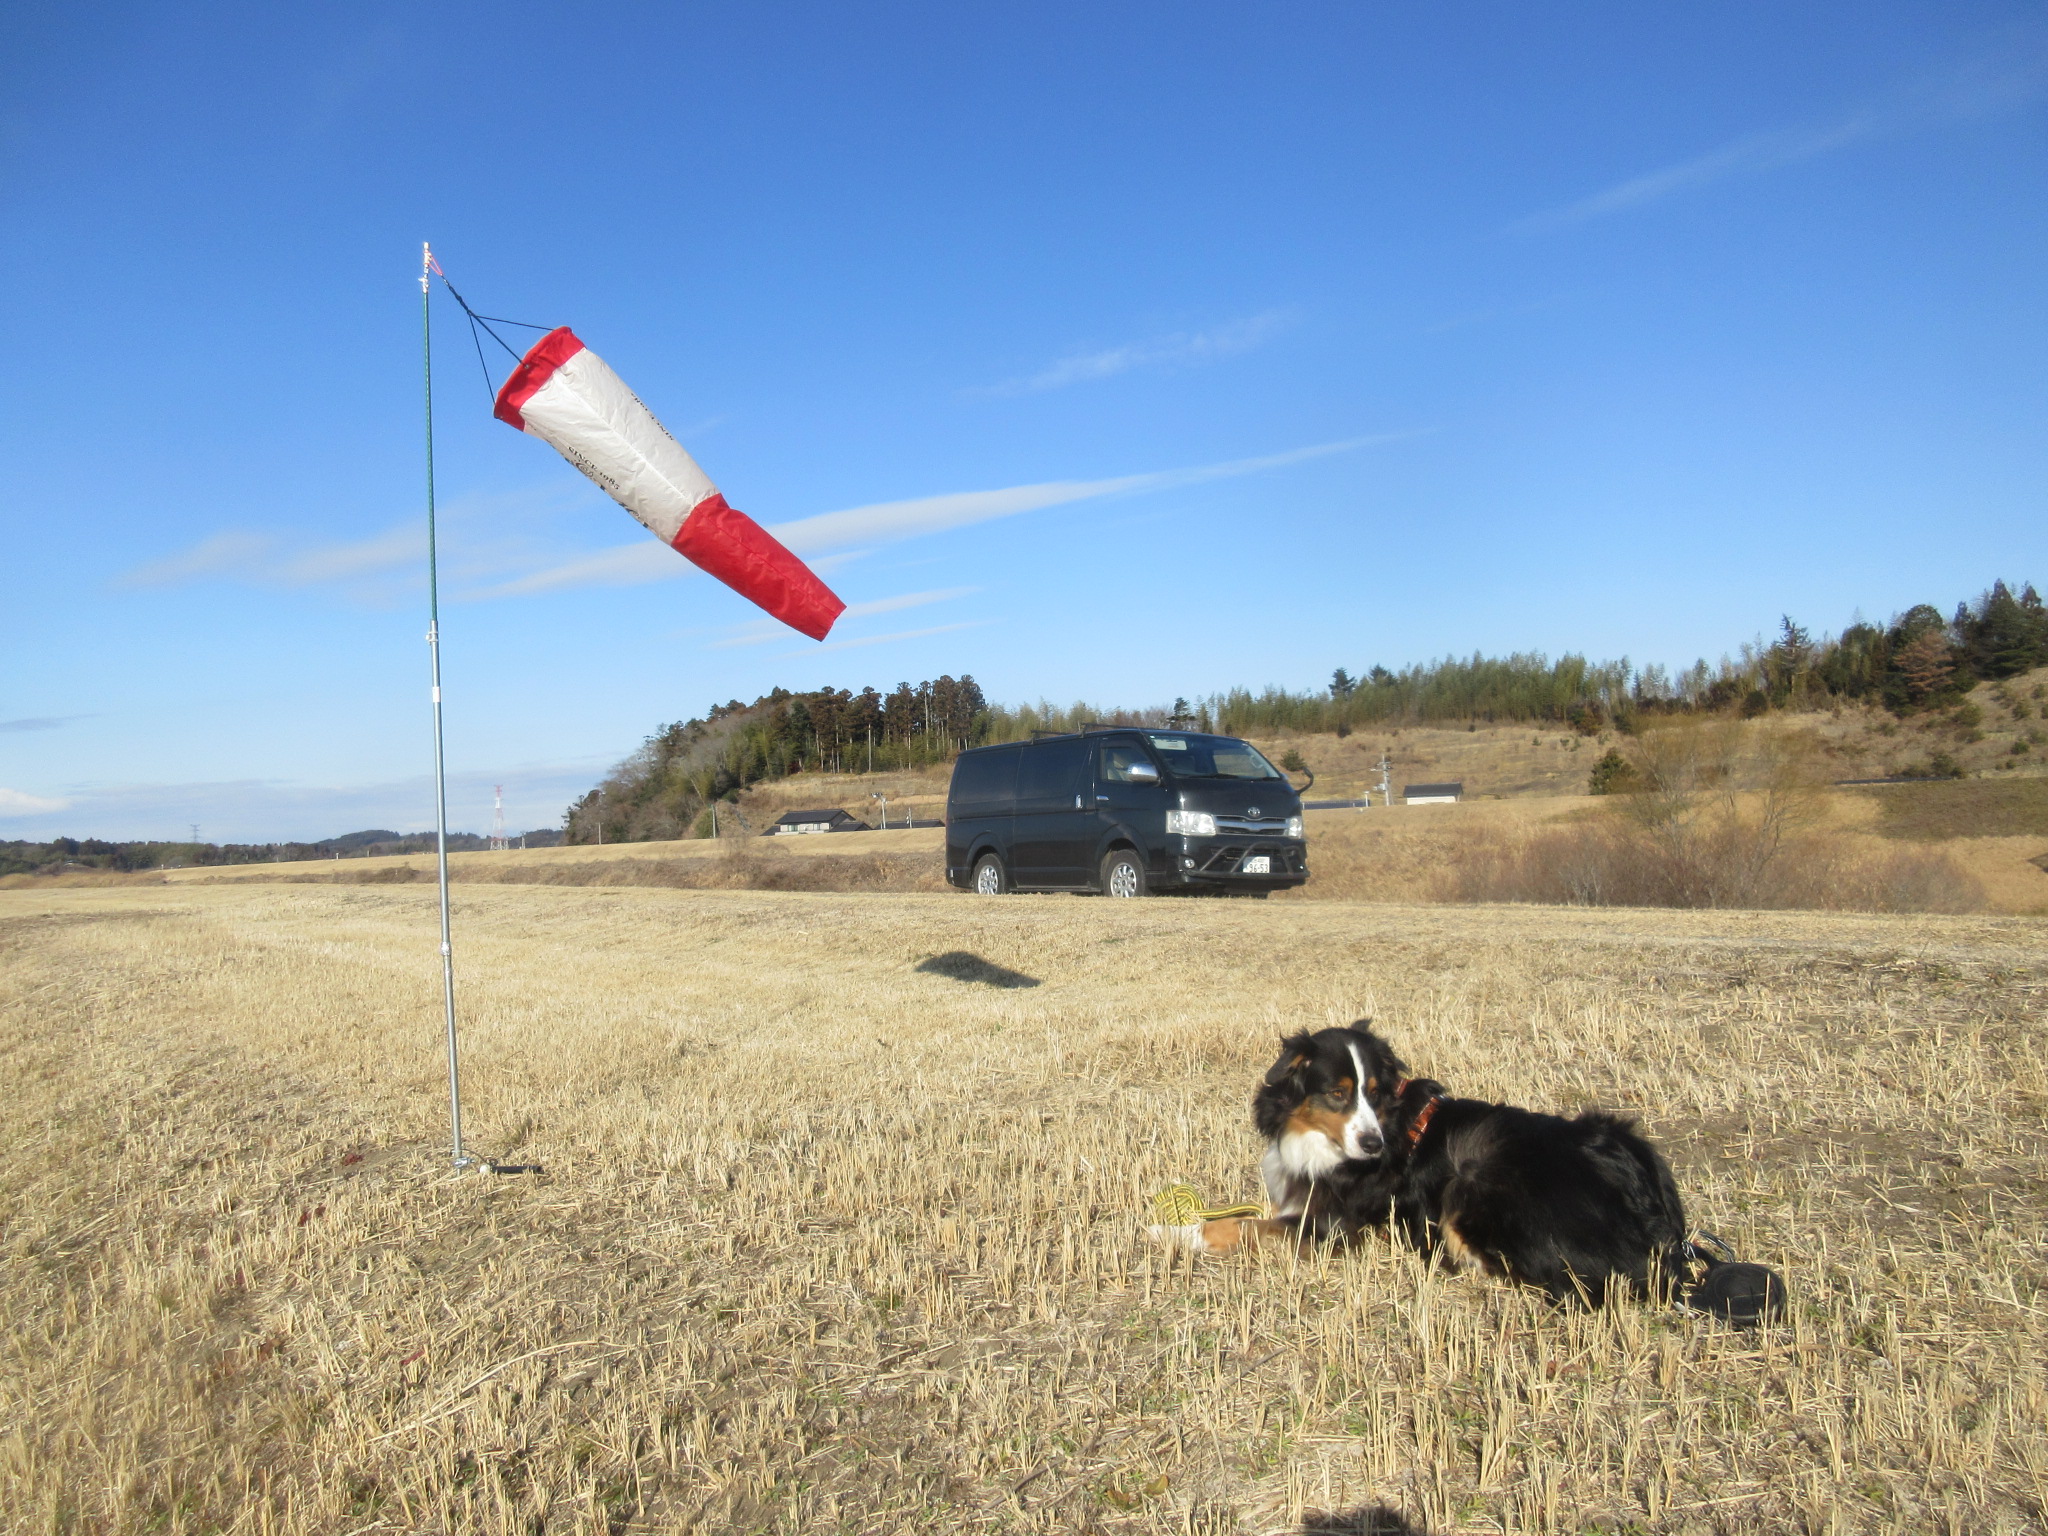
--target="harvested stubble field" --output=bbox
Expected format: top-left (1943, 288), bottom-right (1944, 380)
top-left (2, 885), bottom-right (2044, 1536)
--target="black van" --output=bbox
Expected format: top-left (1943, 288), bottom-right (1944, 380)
top-left (944, 729), bottom-right (1308, 897)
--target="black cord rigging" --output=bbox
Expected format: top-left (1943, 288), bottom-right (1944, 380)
top-left (434, 273), bottom-right (557, 407)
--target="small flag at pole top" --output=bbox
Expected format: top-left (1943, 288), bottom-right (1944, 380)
top-left (492, 327), bottom-right (846, 641)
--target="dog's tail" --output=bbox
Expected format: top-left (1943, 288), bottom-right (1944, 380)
top-left (1680, 1232), bottom-right (1787, 1328)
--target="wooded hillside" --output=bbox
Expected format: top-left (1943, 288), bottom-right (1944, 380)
top-left (569, 578), bottom-right (2046, 844)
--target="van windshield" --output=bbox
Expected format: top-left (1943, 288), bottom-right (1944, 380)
top-left (1145, 735), bottom-right (1284, 780)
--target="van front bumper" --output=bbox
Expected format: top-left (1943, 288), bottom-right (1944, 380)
top-left (1161, 836), bottom-right (1308, 888)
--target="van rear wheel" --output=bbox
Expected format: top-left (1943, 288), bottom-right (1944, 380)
top-left (1101, 848), bottom-right (1147, 898)
top-left (971, 853), bottom-right (1009, 896)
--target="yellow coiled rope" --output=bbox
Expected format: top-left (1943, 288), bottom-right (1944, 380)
top-left (1152, 1183), bottom-right (1265, 1226)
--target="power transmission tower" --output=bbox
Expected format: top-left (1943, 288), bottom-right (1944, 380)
top-left (491, 785), bottom-right (508, 851)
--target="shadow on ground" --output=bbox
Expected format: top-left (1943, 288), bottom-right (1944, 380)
top-left (1296, 1507), bottom-right (1423, 1535)
top-left (913, 951), bottom-right (1041, 988)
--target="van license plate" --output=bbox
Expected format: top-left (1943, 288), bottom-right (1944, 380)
top-left (1240, 855), bottom-right (1272, 874)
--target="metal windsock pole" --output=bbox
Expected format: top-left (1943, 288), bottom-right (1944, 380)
top-left (421, 241), bottom-right (470, 1169)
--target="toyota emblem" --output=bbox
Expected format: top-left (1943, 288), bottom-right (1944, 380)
top-left (1247, 806), bottom-right (1260, 817)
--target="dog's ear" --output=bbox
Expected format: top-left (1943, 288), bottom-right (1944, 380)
top-left (1263, 1032), bottom-right (1317, 1087)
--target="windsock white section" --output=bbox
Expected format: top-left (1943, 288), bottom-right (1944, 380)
top-left (495, 327), bottom-right (844, 640)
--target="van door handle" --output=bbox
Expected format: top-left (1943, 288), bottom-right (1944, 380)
top-left (1096, 794), bottom-right (1110, 801)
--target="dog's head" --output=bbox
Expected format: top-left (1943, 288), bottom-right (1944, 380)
top-left (1253, 1022), bottom-right (1407, 1164)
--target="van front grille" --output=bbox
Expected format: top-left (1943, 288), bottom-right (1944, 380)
top-left (1213, 816), bottom-right (1290, 835)
top-left (1197, 843), bottom-right (1306, 875)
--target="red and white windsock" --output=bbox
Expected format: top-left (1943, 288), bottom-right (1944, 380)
top-left (494, 327), bottom-right (845, 641)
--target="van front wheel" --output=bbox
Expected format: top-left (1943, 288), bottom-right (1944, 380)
top-left (971, 853), bottom-right (1010, 896)
top-left (1101, 849), bottom-right (1147, 898)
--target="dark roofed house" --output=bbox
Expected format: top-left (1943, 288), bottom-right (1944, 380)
top-left (765, 808), bottom-right (872, 836)
top-left (1402, 782), bottom-right (1463, 805)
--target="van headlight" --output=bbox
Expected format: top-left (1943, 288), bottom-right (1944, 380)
top-left (1166, 810), bottom-right (1216, 837)
top-left (1286, 815), bottom-right (1304, 840)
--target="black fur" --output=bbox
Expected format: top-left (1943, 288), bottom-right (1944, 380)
top-left (1255, 1022), bottom-right (1691, 1306)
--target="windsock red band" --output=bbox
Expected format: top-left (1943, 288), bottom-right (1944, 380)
top-left (493, 326), bottom-right (586, 431)
top-left (672, 494), bottom-right (847, 643)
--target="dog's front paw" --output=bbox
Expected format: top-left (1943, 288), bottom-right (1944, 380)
top-left (1145, 1222), bottom-right (1211, 1254)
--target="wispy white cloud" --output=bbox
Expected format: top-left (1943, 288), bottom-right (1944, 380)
top-left (471, 540), bottom-right (679, 599)
top-left (770, 434), bottom-right (1399, 556)
top-left (122, 432), bottom-right (1400, 611)
top-left (120, 524), bottom-right (423, 591)
top-left (0, 716), bottom-right (83, 734)
top-left (709, 587), bottom-right (979, 649)
top-left (115, 483), bottom-right (602, 603)
top-left (1514, 45), bottom-right (2048, 234)
top-left (445, 539), bottom-right (871, 603)
top-left (976, 310), bottom-right (1293, 396)
top-left (481, 433), bottom-right (1396, 599)
top-left (671, 413), bottom-right (730, 441)
top-left (0, 787), bottom-right (71, 815)
top-left (274, 525), bottom-right (423, 584)
top-left (844, 586), bottom-right (979, 618)
top-left (120, 531), bottom-right (278, 588)
top-left (809, 621), bottom-right (983, 654)
top-left (1513, 116), bottom-right (1879, 234)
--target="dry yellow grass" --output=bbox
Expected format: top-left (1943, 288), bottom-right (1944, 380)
top-left (2, 883), bottom-right (2043, 1534)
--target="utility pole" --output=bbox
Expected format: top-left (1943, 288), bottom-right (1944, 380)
top-left (1377, 751), bottom-right (1393, 808)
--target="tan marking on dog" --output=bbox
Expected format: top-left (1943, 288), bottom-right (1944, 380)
top-left (1198, 1218), bottom-right (1245, 1254)
top-left (1286, 1098), bottom-right (1350, 1143)
top-left (1201, 1217), bottom-right (1300, 1256)
top-left (1438, 1218), bottom-right (1480, 1272)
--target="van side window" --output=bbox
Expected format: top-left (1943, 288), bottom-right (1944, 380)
top-left (1015, 738), bottom-right (1089, 808)
top-left (1101, 744), bottom-right (1154, 783)
top-left (949, 746), bottom-right (1019, 815)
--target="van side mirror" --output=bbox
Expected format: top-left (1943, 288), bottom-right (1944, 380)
top-left (1126, 762), bottom-right (1161, 785)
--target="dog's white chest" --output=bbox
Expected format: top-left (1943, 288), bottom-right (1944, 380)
top-left (1273, 1128), bottom-right (1346, 1183)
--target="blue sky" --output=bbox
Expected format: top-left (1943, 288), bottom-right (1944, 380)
top-left (3, 2), bottom-right (2043, 840)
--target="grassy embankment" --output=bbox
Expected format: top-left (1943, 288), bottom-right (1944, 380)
top-left (1, 882), bottom-right (2043, 1533)
top-left (140, 771), bottom-right (2048, 916)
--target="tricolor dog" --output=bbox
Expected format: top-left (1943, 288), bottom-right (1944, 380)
top-left (1163, 1022), bottom-right (1695, 1308)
